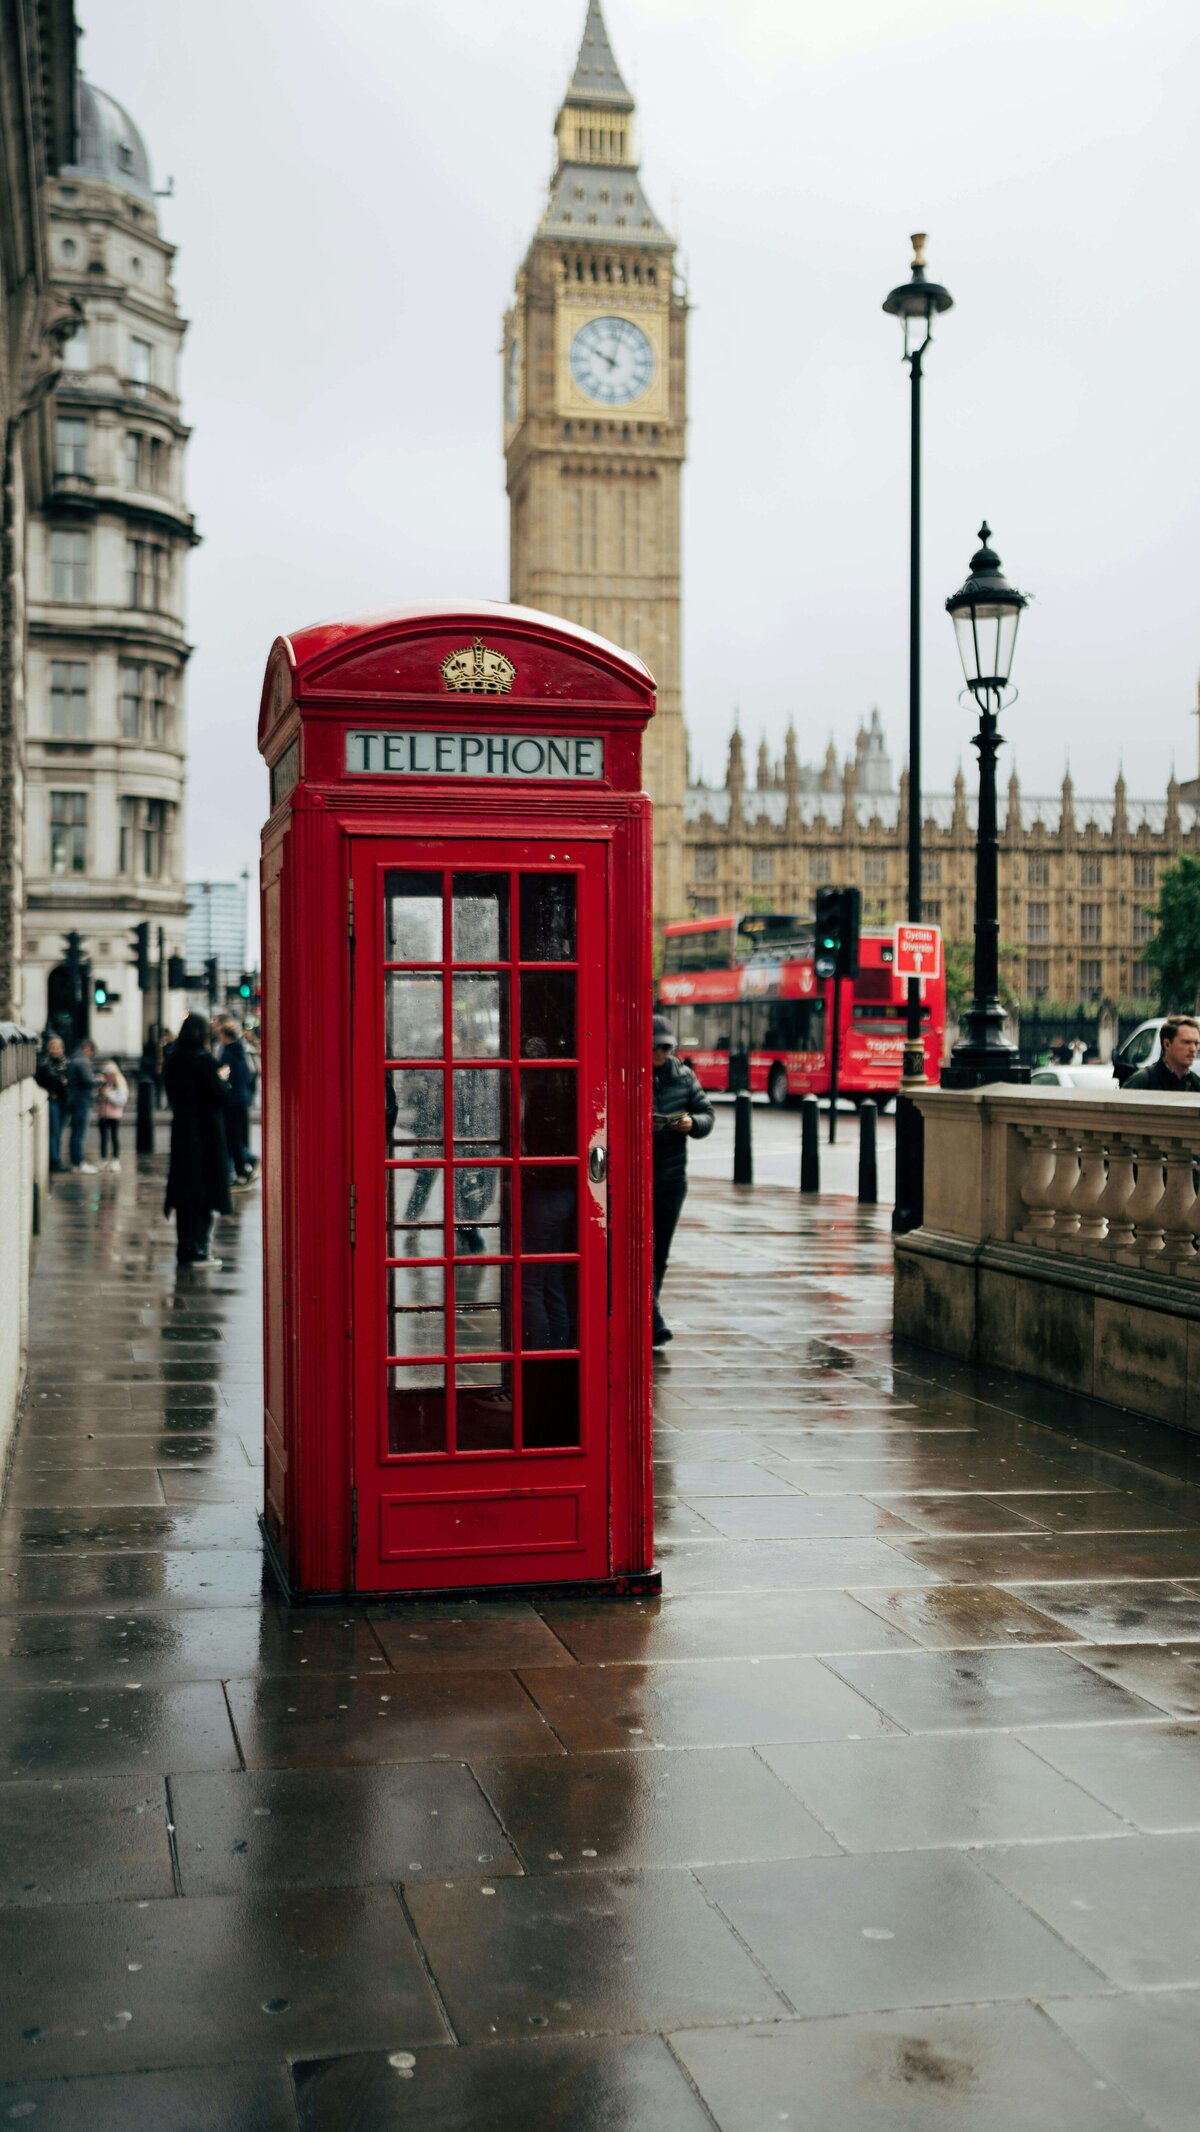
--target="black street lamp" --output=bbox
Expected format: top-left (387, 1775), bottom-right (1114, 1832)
top-left (941, 524), bottom-right (1032, 1088)
top-left (882, 235), bottom-right (953, 1233)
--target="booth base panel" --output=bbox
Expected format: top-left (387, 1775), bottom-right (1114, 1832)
top-left (260, 1518), bottom-right (661, 1606)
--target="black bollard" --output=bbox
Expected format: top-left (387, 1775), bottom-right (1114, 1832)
top-left (733, 1090), bottom-right (753, 1185)
top-left (800, 1093), bottom-right (820, 1194)
top-left (858, 1098), bottom-right (878, 1205)
top-left (136, 1073), bottom-right (155, 1156)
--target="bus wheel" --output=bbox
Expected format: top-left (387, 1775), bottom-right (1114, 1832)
top-left (767, 1064), bottom-right (789, 1108)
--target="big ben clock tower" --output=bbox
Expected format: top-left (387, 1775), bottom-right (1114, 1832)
top-left (505, 0), bottom-right (687, 925)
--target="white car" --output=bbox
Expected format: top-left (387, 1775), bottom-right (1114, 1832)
top-left (1030, 1063), bottom-right (1118, 1090)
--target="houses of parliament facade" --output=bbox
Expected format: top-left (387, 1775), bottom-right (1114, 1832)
top-left (506, 3), bottom-right (1197, 1018)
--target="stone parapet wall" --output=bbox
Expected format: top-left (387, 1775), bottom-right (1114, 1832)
top-left (0, 1028), bottom-right (46, 1481)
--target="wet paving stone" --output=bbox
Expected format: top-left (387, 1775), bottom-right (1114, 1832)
top-left (864, 1493), bottom-right (1052, 1535)
top-left (656, 1537), bottom-right (937, 1592)
top-left (1008, 1579), bottom-right (1200, 1643)
top-left (0, 1503), bottom-right (263, 1553)
top-left (227, 1670), bottom-right (563, 1767)
top-left (1070, 1642), bottom-right (1200, 1715)
top-left (1045, 1989), bottom-right (1200, 2132)
top-left (369, 1606), bottom-right (574, 1672)
top-left (679, 1494), bottom-right (923, 1539)
top-left (980, 1832), bottom-right (1200, 1987)
top-left (1, 1470), bottom-right (167, 1509)
top-left (160, 1470), bottom-right (261, 1506)
top-left (293, 2033), bottom-right (716, 2132)
top-left (519, 1654), bottom-right (899, 1750)
top-left (1019, 1721), bottom-right (1200, 1832)
top-left (0, 1777), bottom-right (173, 1904)
top-left (896, 1531), bottom-right (1200, 1582)
top-left (0, 1605), bottom-right (388, 1689)
top-left (0, 1886), bottom-right (446, 2080)
top-left (670, 2004), bottom-right (1150, 2131)
top-left (820, 1645), bottom-right (1165, 1731)
top-left (171, 1763), bottom-right (519, 1894)
top-left (653, 1459), bottom-right (800, 1495)
top-left (0, 1682), bottom-right (239, 1778)
top-left (537, 1589), bottom-right (917, 1663)
top-left (757, 1733), bottom-right (1125, 1851)
top-left (849, 1583), bottom-right (1082, 1649)
top-left (475, 1745), bottom-right (838, 1870)
top-left (0, 1548), bottom-right (269, 1610)
top-left (404, 1867), bottom-right (785, 2039)
top-left (0, 2063), bottom-right (299, 2131)
top-left (699, 1850), bottom-right (1105, 2015)
top-left (9, 1434), bottom-right (254, 1470)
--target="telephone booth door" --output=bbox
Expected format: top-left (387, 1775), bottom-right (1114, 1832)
top-left (350, 835), bottom-right (610, 1591)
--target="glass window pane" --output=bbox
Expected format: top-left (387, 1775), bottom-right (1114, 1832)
top-left (522, 1262), bottom-right (577, 1353)
top-left (454, 1167), bottom-right (510, 1254)
top-left (389, 1267), bottom-right (444, 1357)
top-left (453, 1068), bottom-right (510, 1154)
top-left (385, 973), bottom-right (443, 1059)
top-left (521, 971), bottom-right (575, 1058)
top-left (385, 1068), bottom-right (444, 1151)
top-left (389, 1365), bottom-right (446, 1455)
top-left (519, 874), bottom-right (576, 961)
top-left (452, 873), bottom-right (509, 961)
top-left (455, 1264), bottom-right (511, 1354)
top-left (522, 1358), bottom-right (580, 1448)
top-left (521, 1169), bottom-right (577, 1255)
top-left (453, 975), bottom-right (508, 1058)
top-left (456, 1362), bottom-right (514, 1452)
top-left (385, 870), bottom-right (442, 961)
top-left (521, 1067), bottom-right (576, 1156)
top-left (388, 1166), bottom-right (445, 1256)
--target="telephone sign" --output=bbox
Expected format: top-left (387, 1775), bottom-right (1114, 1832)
top-left (894, 923), bottom-right (942, 979)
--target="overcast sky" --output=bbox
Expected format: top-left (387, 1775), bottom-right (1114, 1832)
top-left (79, 0), bottom-right (1198, 890)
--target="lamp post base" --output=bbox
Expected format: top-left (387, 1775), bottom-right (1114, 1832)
top-left (891, 1037), bottom-right (929, 1234)
top-left (940, 1042), bottom-right (1030, 1090)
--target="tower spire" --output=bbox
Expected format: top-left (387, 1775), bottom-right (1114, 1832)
top-left (564, 2), bottom-right (634, 112)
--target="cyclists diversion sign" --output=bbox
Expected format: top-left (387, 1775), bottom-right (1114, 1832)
top-left (893, 923), bottom-right (942, 979)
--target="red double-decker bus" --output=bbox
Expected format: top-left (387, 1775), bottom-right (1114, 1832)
top-left (657, 912), bottom-right (945, 1106)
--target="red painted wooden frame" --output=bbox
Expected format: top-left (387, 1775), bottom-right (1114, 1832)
top-left (257, 603), bottom-right (657, 1599)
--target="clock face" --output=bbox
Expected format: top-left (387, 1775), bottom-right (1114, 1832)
top-left (505, 336), bottom-right (520, 426)
top-left (569, 316), bottom-right (655, 406)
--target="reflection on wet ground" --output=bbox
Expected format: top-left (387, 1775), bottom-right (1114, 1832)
top-left (1, 1158), bottom-right (1199, 2126)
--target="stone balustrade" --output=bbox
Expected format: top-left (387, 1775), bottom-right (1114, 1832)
top-left (894, 1083), bottom-right (1200, 1432)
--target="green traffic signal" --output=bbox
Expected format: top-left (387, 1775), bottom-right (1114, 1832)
top-left (93, 981), bottom-right (108, 1006)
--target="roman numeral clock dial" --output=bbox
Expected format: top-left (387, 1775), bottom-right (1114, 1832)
top-left (569, 315), bottom-right (655, 406)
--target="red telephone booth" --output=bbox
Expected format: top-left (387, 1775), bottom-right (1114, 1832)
top-left (257, 603), bottom-right (659, 1599)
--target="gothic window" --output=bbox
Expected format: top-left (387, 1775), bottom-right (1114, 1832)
top-left (863, 853), bottom-right (886, 884)
top-left (1027, 902), bottom-right (1050, 945)
top-left (751, 850), bottom-right (775, 883)
top-left (1026, 958), bottom-right (1050, 1000)
top-left (1078, 959), bottom-right (1103, 1001)
top-left (923, 899), bottom-right (942, 925)
top-left (55, 415), bottom-right (87, 475)
top-left (1132, 905), bottom-right (1154, 946)
top-left (1130, 959), bottom-right (1153, 997)
top-left (49, 791), bottom-right (87, 874)
top-left (1079, 854), bottom-right (1103, 886)
top-left (693, 847), bottom-right (717, 883)
top-left (1132, 855), bottom-right (1156, 890)
top-left (922, 854), bottom-right (942, 884)
top-left (1027, 853), bottom-right (1049, 886)
top-left (690, 897), bottom-right (717, 917)
top-left (48, 660), bottom-right (88, 737)
top-left (807, 852), bottom-right (826, 882)
top-left (1080, 902), bottom-right (1102, 944)
top-left (49, 529), bottom-right (88, 601)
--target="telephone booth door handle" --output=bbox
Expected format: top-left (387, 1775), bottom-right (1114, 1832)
top-left (589, 1145), bottom-right (608, 1183)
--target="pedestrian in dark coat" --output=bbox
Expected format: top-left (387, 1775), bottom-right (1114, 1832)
top-left (216, 1015), bottom-right (258, 1183)
top-left (164, 1013), bottom-right (232, 1266)
top-left (1123, 1015), bottom-right (1200, 1092)
top-left (65, 1041), bottom-right (98, 1171)
top-left (651, 1013), bottom-right (714, 1346)
top-left (36, 1034), bottom-right (69, 1172)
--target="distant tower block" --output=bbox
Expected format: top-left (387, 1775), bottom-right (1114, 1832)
top-left (504, 0), bottom-right (688, 927)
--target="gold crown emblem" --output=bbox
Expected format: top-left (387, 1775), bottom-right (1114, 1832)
top-left (440, 637), bottom-right (516, 695)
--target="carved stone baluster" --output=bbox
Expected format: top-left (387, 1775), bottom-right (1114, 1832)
top-left (1159, 1144), bottom-right (1199, 1266)
top-left (1063, 1132), bottom-right (1109, 1255)
top-left (1014, 1128), bottom-right (1057, 1245)
top-left (1096, 1137), bottom-right (1138, 1255)
top-left (1115, 1143), bottom-right (1167, 1265)
top-left (1043, 1129), bottom-right (1082, 1246)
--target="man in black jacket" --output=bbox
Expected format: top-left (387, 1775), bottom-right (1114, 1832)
top-left (651, 1014), bottom-right (714, 1347)
top-left (1123, 1016), bottom-right (1200, 1092)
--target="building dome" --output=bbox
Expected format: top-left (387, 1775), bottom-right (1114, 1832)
top-left (65, 80), bottom-right (153, 198)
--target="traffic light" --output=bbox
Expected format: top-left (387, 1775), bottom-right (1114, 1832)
top-left (92, 978), bottom-right (111, 1009)
top-left (167, 953), bottom-right (187, 989)
top-left (130, 921), bottom-right (151, 992)
top-left (204, 955), bottom-right (218, 1004)
top-left (813, 887), bottom-right (862, 980)
top-left (238, 972), bottom-right (253, 1000)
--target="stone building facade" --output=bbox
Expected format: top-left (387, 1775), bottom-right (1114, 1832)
top-left (688, 717), bottom-right (1197, 1018)
top-left (505, 0), bottom-right (687, 927)
top-left (21, 79), bottom-right (197, 1057)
